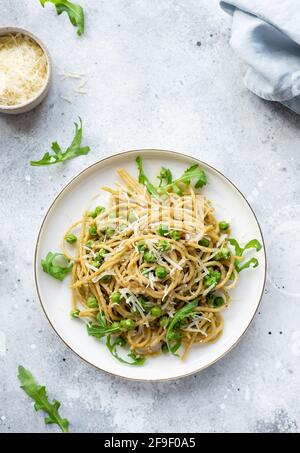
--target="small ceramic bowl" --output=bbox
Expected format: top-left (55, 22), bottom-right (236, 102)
top-left (0, 27), bottom-right (52, 114)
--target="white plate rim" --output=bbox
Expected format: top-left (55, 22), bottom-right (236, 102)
top-left (34, 149), bottom-right (267, 382)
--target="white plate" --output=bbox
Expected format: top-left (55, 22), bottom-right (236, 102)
top-left (35, 149), bottom-right (266, 381)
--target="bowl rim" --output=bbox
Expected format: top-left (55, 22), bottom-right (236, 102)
top-left (34, 148), bottom-right (267, 382)
top-left (0, 26), bottom-right (51, 111)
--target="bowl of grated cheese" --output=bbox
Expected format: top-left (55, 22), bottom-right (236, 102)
top-left (0, 27), bottom-right (51, 114)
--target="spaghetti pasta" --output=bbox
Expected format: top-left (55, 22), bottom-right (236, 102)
top-left (60, 157), bottom-right (261, 365)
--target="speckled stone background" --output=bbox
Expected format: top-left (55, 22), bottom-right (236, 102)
top-left (0, 0), bottom-right (300, 433)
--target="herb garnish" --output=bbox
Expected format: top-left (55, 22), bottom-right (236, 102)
top-left (30, 118), bottom-right (90, 166)
top-left (136, 156), bottom-right (207, 197)
top-left (40, 0), bottom-right (85, 36)
top-left (86, 317), bottom-right (121, 339)
top-left (87, 312), bottom-right (145, 365)
top-left (166, 164), bottom-right (207, 195)
top-left (17, 366), bottom-right (69, 433)
top-left (228, 238), bottom-right (262, 272)
top-left (166, 300), bottom-right (198, 355)
top-left (41, 252), bottom-right (73, 281)
top-left (136, 156), bottom-right (160, 199)
top-left (106, 336), bottom-right (145, 366)
top-left (157, 167), bottom-right (173, 187)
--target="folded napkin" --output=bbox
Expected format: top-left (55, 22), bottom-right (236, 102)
top-left (220, 0), bottom-right (300, 113)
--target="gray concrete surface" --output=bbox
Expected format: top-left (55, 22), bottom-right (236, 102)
top-left (0, 0), bottom-right (299, 433)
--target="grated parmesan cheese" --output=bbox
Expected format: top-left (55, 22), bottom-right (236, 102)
top-left (119, 288), bottom-right (149, 325)
top-left (60, 95), bottom-right (72, 104)
top-left (85, 262), bottom-right (99, 272)
top-left (59, 71), bottom-right (85, 80)
top-left (92, 270), bottom-right (116, 283)
top-left (147, 272), bottom-right (156, 290)
top-left (83, 245), bottom-right (96, 258)
top-left (0, 33), bottom-right (48, 106)
top-left (203, 283), bottom-right (216, 296)
top-left (182, 313), bottom-right (210, 336)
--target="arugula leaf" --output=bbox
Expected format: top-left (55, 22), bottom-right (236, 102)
top-left (136, 156), bottom-right (160, 199)
top-left (96, 311), bottom-right (107, 328)
top-left (41, 252), bottom-right (72, 281)
top-left (226, 238), bottom-right (242, 256)
top-left (30, 118), bottom-right (90, 166)
top-left (228, 238), bottom-right (262, 256)
top-left (18, 366), bottom-right (69, 433)
top-left (87, 321), bottom-right (121, 339)
top-left (40, 0), bottom-right (85, 36)
top-left (106, 336), bottom-right (145, 365)
top-left (169, 182), bottom-right (183, 196)
top-left (238, 257), bottom-right (259, 272)
top-left (136, 157), bottom-right (207, 198)
top-left (242, 239), bottom-right (262, 253)
top-left (166, 300), bottom-right (198, 355)
top-left (167, 164), bottom-right (207, 195)
top-left (157, 167), bottom-right (173, 187)
top-left (88, 314), bottom-right (145, 365)
top-left (228, 238), bottom-right (262, 273)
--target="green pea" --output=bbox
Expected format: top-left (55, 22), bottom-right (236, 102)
top-left (120, 319), bottom-right (135, 331)
top-left (105, 227), bottom-right (115, 238)
top-left (215, 248), bottom-right (231, 261)
top-left (86, 296), bottom-right (98, 308)
top-left (159, 316), bottom-right (169, 328)
top-left (219, 221), bottom-right (230, 231)
top-left (95, 248), bottom-right (108, 262)
top-left (213, 296), bottom-right (225, 307)
top-left (158, 239), bottom-right (170, 252)
top-left (144, 251), bottom-right (156, 263)
top-left (169, 230), bottom-right (181, 241)
top-left (208, 295), bottom-right (224, 308)
top-left (203, 269), bottom-right (221, 288)
top-left (111, 292), bottom-right (121, 304)
top-left (198, 238), bottom-right (210, 247)
top-left (86, 240), bottom-right (94, 248)
top-left (137, 240), bottom-right (147, 252)
top-left (89, 206), bottom-right (105, 218)
top-left (65, 233), bottom-right (77, 244)
top-left (203, 276), bottom-right (215, 288)
top-left (91, 260), bottom-right (100, 268)
top-left (70, 309), bottom-right (80, 318)
top-left (151, 306), bottom-right (163, 317)
top-left (155, 266), bottom-right (167, 279)
top-left (157, 224), bottom-right (169, 237)
top-left (89, 225), bottom-right (98, 236)
top-left (94, 206), bottom-right (105, 216)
